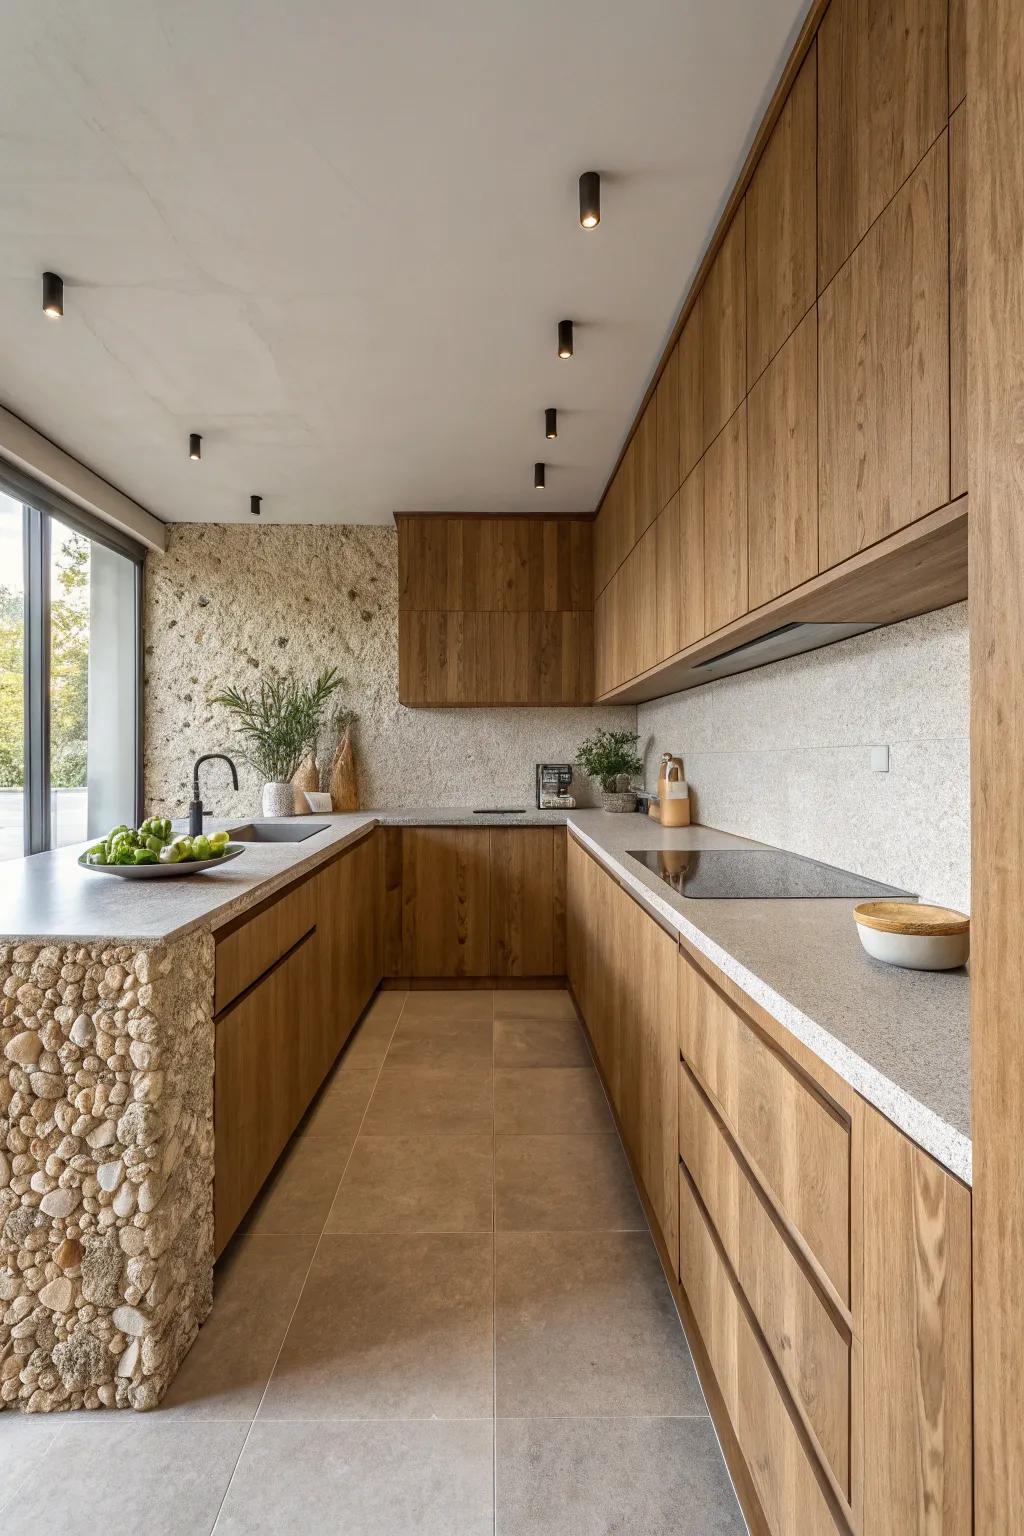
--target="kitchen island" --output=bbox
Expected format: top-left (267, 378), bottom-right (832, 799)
top-left (0, 809), bottom-right (970, 1413)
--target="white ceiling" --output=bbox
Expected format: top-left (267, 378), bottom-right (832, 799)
top-left (0, 0), bottom-right (808, 525)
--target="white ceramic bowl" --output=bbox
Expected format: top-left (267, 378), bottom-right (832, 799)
top-left (853, 901), bottom-right (969, 971)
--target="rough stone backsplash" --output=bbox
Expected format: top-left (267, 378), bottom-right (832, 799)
top-left (0, 933), bottom-right (214, 1412)
top-left (143, 523), bottom-right (634, 817)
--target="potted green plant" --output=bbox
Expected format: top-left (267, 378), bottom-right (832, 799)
top-left (576, 728), bottom-right (644, 812)
top-left (210, 667), bottom-right (343, 816)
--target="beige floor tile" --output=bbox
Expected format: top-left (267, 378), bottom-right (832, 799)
top-left (326, 1133), bottom-right (493, 1233)
top-left (157, 1236), bottom-right (317, 1420)
top-left (238, 1135), bottom-right (352, 1238)
top-left (400, 989), bottom-right (494, 1022)
top-left (0, 1414), bottom-right (62, 1514)
top-left (295, 1066), bottom-right (378, 1141)
top-left (495, 1231), bottom-right (705, 1417)
top-left (387, 1014), bottom-right (493, 1068)
top-left (494, 1067), bottom-right (612, 1133)
top-left (495, 1134), bottom-right (644, 1231)
top-left (493, 1016), bottom-right (592, 1068)
top-left (361, 1066), bottom-right (493, 1135)
top-left (496, 1417), bottom-right (744, 1535)
top-left (259, 1233), bottom-right (493, 1420)
top-left (493, 989), bottom-right (578, 1022)
top-left (1, 1419), bottom-right (248, 1536)
top-left (341, 994), bottom-right (405, 1070)
top-left (214, 1419), bottom-right (493, 1535)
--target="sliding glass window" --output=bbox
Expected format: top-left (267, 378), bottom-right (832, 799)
top-left (0, 474), bottom-right (142, 860)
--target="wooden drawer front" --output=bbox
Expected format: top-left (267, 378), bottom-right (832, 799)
top-left (679, 1063), bottom-right (851, 1497)
top-left (215, 878), bottom-right (316, 1014)
top-left (679, 954), bottom-right (851, 1303)
top-left (680, 1169), bottom-right (842, 1536)
top-left (214, 930), bottom-right (317, 1255)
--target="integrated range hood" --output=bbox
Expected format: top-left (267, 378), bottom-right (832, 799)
top-left (690, 620), bottom-right (881, 682)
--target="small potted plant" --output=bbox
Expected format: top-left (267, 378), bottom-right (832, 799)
top-left (211, 667), bottom-right (343, 816)
top-left (576, 728), bottom-right (644, 812)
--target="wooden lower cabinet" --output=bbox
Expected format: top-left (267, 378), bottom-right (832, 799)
top-left (678, 945), bottom-right (973, 1536)
top-left (401, 827), bottom-right (491, 978)
top-left (489, 826), bottom-right (566, 977)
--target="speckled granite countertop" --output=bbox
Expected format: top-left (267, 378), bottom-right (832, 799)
top-left (567, 812), bottom-right (971, 1186)
top-left (2, 805), bottom-right (970, 1182)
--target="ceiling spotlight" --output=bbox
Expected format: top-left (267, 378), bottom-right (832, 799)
top-left (250, 495), bottom-right (262, 517)
top-left (579, 171), bottom-right (600, 229)
top-left (189, 433), bottom-right (202, 461)
top-left (557, 320), bottom-right (573, 359)
top-left (545, 408), bottom-right (558, 440)
top-left (42, 271), bottom-right (63, 319)
top-left (534, 462), bottom-right (546, 490)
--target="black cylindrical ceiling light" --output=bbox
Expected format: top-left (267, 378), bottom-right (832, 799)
top-left (42, 271), bottom-right (63, 319)
top-left (189, 433), bottom-right (202, 461)
top-left (545, 407), bottom-right (558, 440)
top-left (250, 494), bottom-right (262, 517)
top-left (534, 462), bottom-right (546, 490)
top-left (557, 319), bottom-right (573, 358)
top-left (579, 171), bottom-right (600, 229)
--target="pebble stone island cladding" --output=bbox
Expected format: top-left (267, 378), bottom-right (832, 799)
top-left (0, 933), bottom-right (215, 1411)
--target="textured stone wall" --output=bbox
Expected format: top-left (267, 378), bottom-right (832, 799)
top-left (637, 603), bottom-right (970, 912)
top-left (0, 932), bottom-right (214, 1412)
top-left (143, 524), bottom-right (635, 817)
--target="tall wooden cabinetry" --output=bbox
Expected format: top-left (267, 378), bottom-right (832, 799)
top-left (566, 832), bottom-right (973, 1536)
top-left (593, 0), bottom-right (967, 703)
top-left (397, 513), bottom-right (594, 706)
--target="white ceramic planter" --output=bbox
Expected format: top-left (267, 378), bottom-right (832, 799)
top-left (261, 781), bottom-right (295, 817)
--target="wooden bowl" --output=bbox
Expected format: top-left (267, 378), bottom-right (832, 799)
top-left (853, 901), bottom-right (970, 970)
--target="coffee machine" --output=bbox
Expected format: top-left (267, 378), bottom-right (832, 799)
top-left (536, 763), bottom-right (575, 809)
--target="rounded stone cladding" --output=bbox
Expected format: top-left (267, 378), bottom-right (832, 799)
top-left (0, 933), bottom-right (215, 1411)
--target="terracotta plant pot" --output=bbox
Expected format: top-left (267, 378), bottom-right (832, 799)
top-left (329, 726), bottom-right (359, 811)
top-left (291, 752), bottom-right (319, 815)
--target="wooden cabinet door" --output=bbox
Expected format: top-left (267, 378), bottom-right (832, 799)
top-left (746, 45), bottom-right (817, 386)
top-left (819, 134), bottom-right (949, 568)
top-left (861, 1107), bottom-right (972, 1534)
top-left (704, 402), bottom-right (748, 632)
top-left (631, 905), bottom-right (679, 1265)
top-left (949, 102), bottom-right (966, 501)
top-left (655, 343), bottom-right (681, 512)
top-left (702, 205), bottom-right (747, 448)
top-left (634, 405), bottom-right (659, 541)
top-left (678, 300), bottom-right (704, 482)
top-left (747, 309), bottom-right (819, 607)
top-left (489, 827), bottom-right (566, 977)
top-left (655, 464), bottom-right (704, 662)
top-left (817, 0), bottom-right (948, 287)
top-left (401, 828), bottom-right (491, 977)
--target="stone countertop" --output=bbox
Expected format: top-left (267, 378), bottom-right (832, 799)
top-left (2, 806), bottom-right (970, 1182)
top-left (567, 812), bottom-right (971, 1185)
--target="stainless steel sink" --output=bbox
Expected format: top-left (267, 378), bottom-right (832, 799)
top-left (227, 822), bottom-right (331, 843)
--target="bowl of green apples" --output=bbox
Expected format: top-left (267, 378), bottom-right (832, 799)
top-left (78, 818), bottom-right (244, 878)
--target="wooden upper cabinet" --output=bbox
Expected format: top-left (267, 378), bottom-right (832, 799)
top-left (633, 406), bottom-right (659, 540)
top-left (397, 515), bottom-right (592, 613)
top-left (747, 308), bottom-right (818, 607)
top-left (656, 464), bottom-right (705, 663)
top-left (655, 343), bottom-right (681, 512)
top-left (819, 134), bottom-right (949, 568)
top-left (702, 206), bottom-right (747, 448)
top-left (678, 299), bottom-right (703, 480)
top-left (949, 103), bottom-right (966, 501)
top-left (704, 402), bottom-right (748, 633)
top-left (746, 46), bottom-right (817, 386)
top-left (817, 0), bottom-right (948, 288)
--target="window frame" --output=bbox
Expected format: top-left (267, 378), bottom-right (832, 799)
top-left (2, 465), bottom-right (145, 856)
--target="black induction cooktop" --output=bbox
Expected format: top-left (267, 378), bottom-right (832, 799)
top-left (627, 848), bottom-right (913, 901)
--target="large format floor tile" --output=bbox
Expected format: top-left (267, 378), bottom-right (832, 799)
top-left (495, 1134), bottom-right (644, 1232)
top-left (158, 1236), bottom-right (317, 1420)
top-left (387, 1013), bottom-right (494, 1068)
top-left (296, 1065), bottom-right (378, 1142)
top-left (496, 1417), bottom-right (745, 1536)
top-left (495, 1231), bottom-right (705, 1417)
top-left (0, 1414), bottom-right (63, 1515)
top-left (326, 1133), bottom-right (493, 1233)
top-left (2, 1419), bottom-right (248, 1536)
top-left (493, 1016), bottom-right (592, 1068)
top-left (493, 990), bottom-right (578, 1023)
top-left (340, 993), bottom-right (406, 1070)
top-left (401, 989), bottom-right (494, 1022)
top-left (362, 1065), bottom-right (493, 1135)
top-left (494, 1067), bottom-right (612, 1134)
top-left (259, 1233), bottom-right (493, 1420)
top-left (238, 1135), bottom-right (352, 1237)
top-left (214, 1419), bottom-right (494, 1536)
